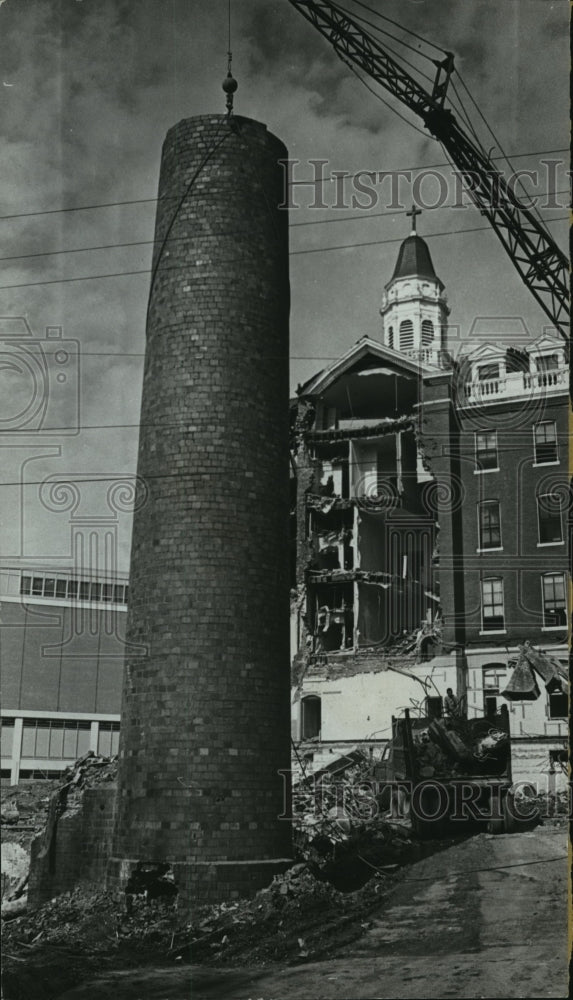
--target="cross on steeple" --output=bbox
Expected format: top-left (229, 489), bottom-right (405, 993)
top-left (406, 203), bottom-right (422, 234)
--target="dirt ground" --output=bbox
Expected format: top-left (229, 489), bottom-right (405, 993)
top-left (3, 825), bottom-right (567, 1000)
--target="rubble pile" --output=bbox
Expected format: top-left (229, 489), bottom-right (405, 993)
top-left (291, 750), bottom-right (414, 890)
top-left (2, 861), bottom-right (397, 976)
top-left (1, 780), bottom-right (59, 841)
top-left (1, 753), bottom-right (117, 923)
top-left (534, 789), bottom-right (570, 825)
top-left (60, 751), bottom-right (118, 809)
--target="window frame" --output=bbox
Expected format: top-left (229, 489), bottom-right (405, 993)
top-left (474, 430), bottom-right (499, 473)
top-left (533, 421), bottom-right (559, 466)
top-left (548, 690), bottom-right (568, 719)
top-left (477, 500), bottom-right (502, 551)
top-left (477, 363), bottom-right (500, 381)
top-left (300, 695), bottom-right (322, 741)
top-left (482, 664), bottom-right (506, 715)
top-left (480, 577), bottom-right (505, 633)
top-left (421, 319), bottom-right (434, 346)
top-left (399, 319), bottom-right (414, 351)
top-left (536, 493), bottom-right (563, 546)
top-left (541, 572), bottom-right (567, 629)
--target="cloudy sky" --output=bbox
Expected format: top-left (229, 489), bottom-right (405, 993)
top-left (0, 0), bottom-right (569, 572)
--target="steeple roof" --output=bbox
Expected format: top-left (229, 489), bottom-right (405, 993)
top-left (391, 233), bottom-right (438, 282)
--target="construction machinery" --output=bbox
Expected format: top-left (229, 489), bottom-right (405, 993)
top-left (287, 0), bottom-right (569, 339)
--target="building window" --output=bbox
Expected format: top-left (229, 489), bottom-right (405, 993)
top-left (535, 354), bottom-right (559, 372)
top-left (483, 665), bottom-right (506, 716)
top-left (533, 421), bottom-right (558, 464)
top-left (98, 722), bottom-right (120, 757)
top-left (548, 691), bottom-right (568, 719)
top-left (399, 319), bottom-right (414, 351)
top-left (19, 572), bottom-right (128, 604)
top-left (301, 696), bottom-right (321, 740)
top-left (1, 718), bottom-right (15, 759)
top-left (388, 325), bottom-right (394, 349)
top-left (477, 363), bottom-right (499, 381)
top-left (481, 578), bottom-right (505, 631)
top-left (537, 493), bottom-right (563, 544)
top-left (20, 719), bottom-right (91, 759)
top-left (542, 573), bottom-right (567, 628)
top-left (478, 500), bottom-right (501, 549)
top-left (475, 431), bottom-right (498, 471)
top-left (421, 319), bottom-right (434, 346)
top-left (425, 696), bottom-right (443, 719)
top-left (549, 748), bottom-right (567, 770)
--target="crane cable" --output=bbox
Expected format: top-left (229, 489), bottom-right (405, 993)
top-left (343, 0), bottom-right (447, 57)
top-left (330, 1), bottom-right (560, 234)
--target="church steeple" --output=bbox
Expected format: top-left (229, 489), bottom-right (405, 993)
top-left (380, 207), bottom-right (449, 364)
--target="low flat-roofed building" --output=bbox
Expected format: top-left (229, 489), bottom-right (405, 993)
top-left (1, 565), bottom-right (127, 784)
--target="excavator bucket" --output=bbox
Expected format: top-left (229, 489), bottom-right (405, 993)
top-left (501, 654), bottom-right (541, 701)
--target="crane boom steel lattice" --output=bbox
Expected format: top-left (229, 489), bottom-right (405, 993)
top-left (286, 0), bottom-right (569, 339)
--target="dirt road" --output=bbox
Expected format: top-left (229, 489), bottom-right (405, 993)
top-left (51, 826), bottom-right (570, 999)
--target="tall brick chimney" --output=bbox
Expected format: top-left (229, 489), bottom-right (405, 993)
top-left (108, 115), bottom-right (292, 906)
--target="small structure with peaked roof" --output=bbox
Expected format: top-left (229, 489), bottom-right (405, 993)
top-left (379, 208), bottom-right (450, 366)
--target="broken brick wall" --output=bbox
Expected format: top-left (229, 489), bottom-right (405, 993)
top-left (416, 373), bottom-right (465, 650)
top-left (29, 784), bottom-right (117, 908)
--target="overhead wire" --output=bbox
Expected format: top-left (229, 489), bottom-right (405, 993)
top-left (0, 215), bottom-right (567, 290)
top-left (455, 69), bottom-right (549, 230)
top-left (342, 0), bottom-right (560, 239)
top-left (336, 0), bottom-right (439, 69)
top-left (342, 0), bottom-right (446, 55)
top-left (342, 58), bottom-right (434, 140)
top-left (0, 148), bottom-right (566, 223)
top-left (0, 188), bottom-right (568, 266)
top-left (335, 4), bottom-right (438, 88)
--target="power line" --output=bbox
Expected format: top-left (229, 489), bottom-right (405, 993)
top-left (336, 4), bottom-right (437, 87)
top-left (0, 148), bottom-right (566, 223)
top-left (0, 188), bottom-right (567, 267)
top-left (343, 57), bottom-right (432, 140)
top-left (0, 216), bottom-right (567, 291)
top-left (344, 0), bottom-right (445, 55)
top-left (455, 69), bottom-right (549, 232)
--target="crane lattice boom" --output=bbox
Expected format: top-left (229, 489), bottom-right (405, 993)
top-left (287, 0), bottom-right (569, 338)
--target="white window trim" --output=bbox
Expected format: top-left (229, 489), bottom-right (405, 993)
top-left (474, 431), bottom-right (498, 474)
top-left (540, 572), bottom-right (567, 630)
top-left (480, 577), bottom-right (505, 634)
top-left (537, 542), bottom-right (564, 548)
top-left (536, 493), bottom-right (563, 546)
top-left (532, 421), bottom-right (559, 466)
top-left (477, 499), bottom-right (502, 552)
top-left (532, 461), bottom-right (560, 468)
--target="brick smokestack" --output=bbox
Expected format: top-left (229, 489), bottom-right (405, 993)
top-left (109, 115), bottom-right (292, 906)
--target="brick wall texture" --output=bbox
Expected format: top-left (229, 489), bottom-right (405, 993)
top-left (29, 786), bottom-right (117, 907)
top-left (109, 115), bottom-right (292, 905)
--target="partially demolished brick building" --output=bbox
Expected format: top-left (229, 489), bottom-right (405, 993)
top-left (290, 220), bottom-right (568, 787)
